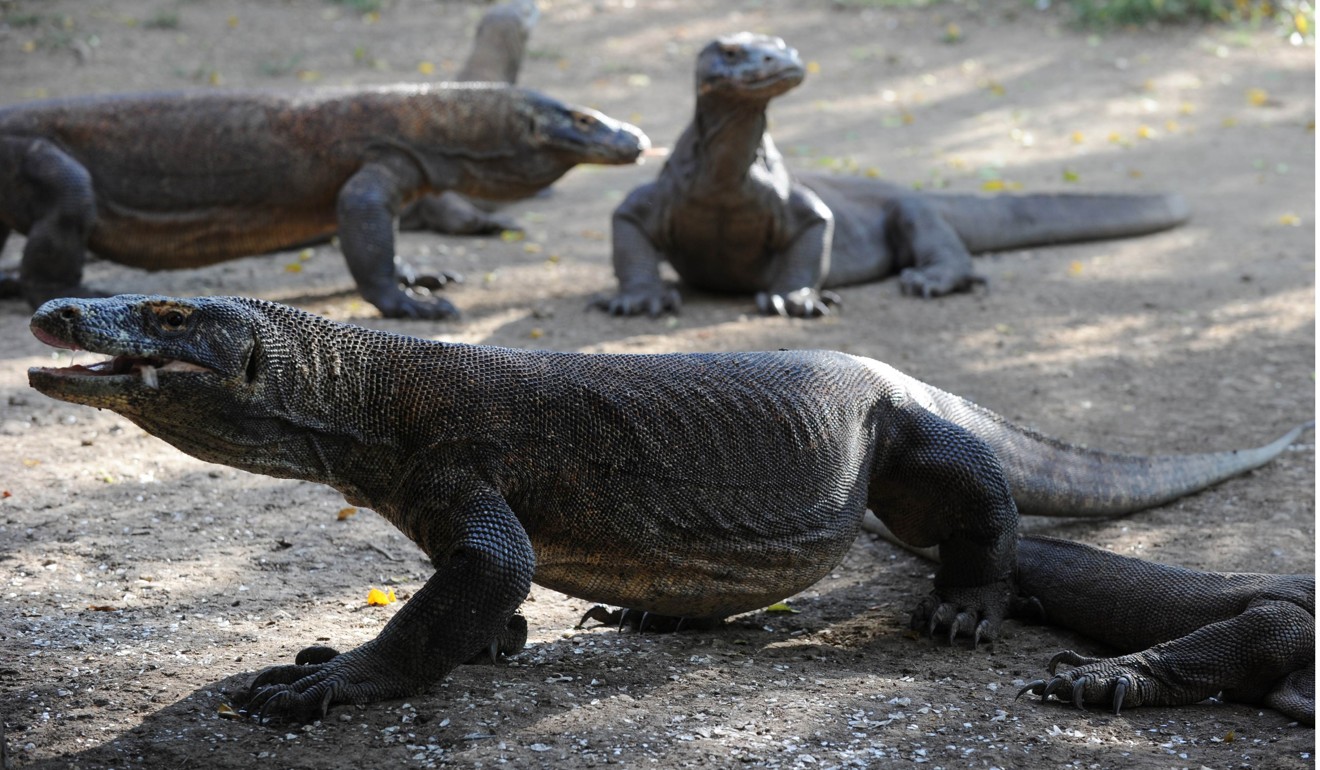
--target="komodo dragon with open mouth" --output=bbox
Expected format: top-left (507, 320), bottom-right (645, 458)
top-left (27, 294), bottom-right (1307, 722)
top-left (0, 82), bottom-right (647, 319)
top-left (594, 33), bottom-right (1190, 318)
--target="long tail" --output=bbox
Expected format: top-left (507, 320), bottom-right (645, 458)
top-left (929, 192), bottom-right (1190, 253)
top-left (920, 386), bottom-right (1310, 517)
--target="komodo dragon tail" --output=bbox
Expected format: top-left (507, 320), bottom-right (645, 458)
top-left (930, 192), bottom-right (1190, 253)
top-left (922, 387), bottom-right (1310, 517)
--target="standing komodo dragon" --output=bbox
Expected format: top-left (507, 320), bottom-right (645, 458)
top-left (864, 516), bottom-right (1314, 723)
top-left (594, 33), bottom-right (1190, 318)
top-left (27, 294), bottom-right (1306, 721)
top-left (0, 84), bottom-right (648, 319)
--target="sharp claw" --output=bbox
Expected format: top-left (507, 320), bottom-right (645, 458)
top-left (1071, 677), bottom-right (1088, 711)
top-left (1041, 677), bottom-right (1066, 702)
top-left (258, 688), bottom-right (289, 725)
top-left (1113, 676), bottom-right (1129, 715)
top-left (488, 639), bottom-right (500, 663)
top-left (1016, 680), bottom-right (1046, 700)
top-left (638, 612), bottom-right (653, 632)
top-left (319, 686), bottom-right (335, 719)
top-left (674, 617), bottom-right (688, 632)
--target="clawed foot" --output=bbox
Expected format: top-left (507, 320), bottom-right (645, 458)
top-left (755, 287), bottom-right (841, 318)
top-left (1016, 650), bottom-right (1142, 715)
top-left (909, 584), bottom-right (1006, 649)
top-left (898, 268), bottom-right (987, 299)
top-left (576, 605), bottom-right (716, 633)
top-left (589, 286), bottom-right (682, 317)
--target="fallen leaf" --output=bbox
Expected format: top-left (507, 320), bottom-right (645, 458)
top-left (1070, 131), bottom-right (1085, 144)
top-left (981, 179), bottom-right (1006, 192)
top-left (418, 61), bottom-right (435, 75)
top-left (523, 243), bottom-right (542, 254)
top-left (226, 15), bottom-right (239, 28)
top-left (1278, 213), bottom-right (1302, 226)
top-left (336, 506), bottom-right (358, 521)
top-left (806, 61), bottom-right (821, 75)
top-left (1246, 88), bottom-right (1269, 107)
top-left (367, 587), bottom-right (397, 606)
top-left (1062, 169), bottom-right (1080, 182)
top-left (765, 602), bottom-right (800, 614)
top-left (529, 328), bottom-right (544, 340)
top-left (1136, 125), bottom-right (1154, 139)
top-left (284, 262), bottom-right (302, 273)
top-left (218, 703), bottom-right (240, 719)
top-left (20, 458), bottom-right (39, 467)
top-left (1, 490), bottom-right (10, 499)
top-left (501, 230), bottom-right (525, 242)
top-left (1068, 260), bottom-right (1084, 276)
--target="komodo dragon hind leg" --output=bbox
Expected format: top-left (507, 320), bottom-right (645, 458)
top-left (577, 605), bottom-right (719, 633)
top-left (1016, 598), bottom-right (1314, 721)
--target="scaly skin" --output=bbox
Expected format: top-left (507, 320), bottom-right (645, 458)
top-left (1013, 536), bottom-right (1313, 724)
top-left (593, 33), bottom-right (1189, 318)
top-left (399, 0), bottom-right (543, 237)
top-left (0, 83), bottom-right (647, 319)
top-left (27, 295), bottom-right (1304, 721)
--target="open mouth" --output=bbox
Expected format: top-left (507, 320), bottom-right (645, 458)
top-left (30, 328), bottom-right (211, 390)
top-left (47, 355), bottom-right (211, 389)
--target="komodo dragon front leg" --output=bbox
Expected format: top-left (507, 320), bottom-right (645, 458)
top-left (243, 486), bottom-right (535, 721)
top-left (336, 157), bottom-right (463, 320)
top-left (756, 185), bottom-right (841, 318)
top-left (0, 137), bottom-right (97, 306)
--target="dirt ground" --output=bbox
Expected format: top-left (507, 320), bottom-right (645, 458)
top-left (0, 0), bottom-right (1314, 768)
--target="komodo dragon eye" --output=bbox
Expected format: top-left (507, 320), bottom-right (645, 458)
top-left (573, 113), bottom-right (596, 132)
top-left (158, 309), bottom-right (189, 332)
top-left (721, 47), bottom-right (740, 63)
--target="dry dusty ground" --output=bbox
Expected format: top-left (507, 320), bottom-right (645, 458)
top-left (0, 0), bottom-right (1314, 768)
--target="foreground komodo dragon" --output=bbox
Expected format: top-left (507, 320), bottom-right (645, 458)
top-left (863, 515), bottom-right (1314, 723)
top-left (27, 295), bottom-right (1307, 721)
top-left (398, 0), bottom-right (544, 236)
top-left (0, 83), bottom-right (647, 318)
top-left (595, 33), bottom-right (1190, 318)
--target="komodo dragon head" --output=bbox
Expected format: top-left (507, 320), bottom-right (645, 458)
top-left (695, 32), bottom-right (805, 100)
top-left (28, 295), bottom-right (375, 482)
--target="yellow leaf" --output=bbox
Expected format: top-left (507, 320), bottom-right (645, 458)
top-left (1296, 12), bottom-right (1308, 34)
top-left (1221, 116), bottom-right (1238, 128)
top-left (1107, 131), bottom-right (1123, 143)
top-left (500, 230), bottom-right (525, 242)
top-left (1164, 120), bottom-right (1180, 132)
top-left (208, 71), bottom-right (222, 86)
top-left (226, 15), bottom-right (239, 28)
top-left (1062, 169), bottom-right (1080, 182)
top-left (367, 587), bottom-right (397, 606)
top-left (523, 243), bottom-right (543, 254)
top-left (298, 248), bottom-right (314, 261)
top-left (1068, 260), bottom-right (1084, 276)
top-left (1246, 88), bottom-right (1269, 107)
top-left (529, 328), bottom-right (544, 340)
top-left (21, 40), bottom-right (35, 53)
top-left (806, 61), bottom-right (821, 75)
top-left (297, 70), bottom-right (321, 83)
top-left (943, 22), bottom-right (962, 42)
top-left (1278, 213), bottom-right (1302, 226)
top-left (218, 703), bottom-right (240, 719)
top-left (284, 262), bottom-right (302, 273)
top-left (418, 61), bottom-right (435, 76)
top-left (336, 506), bottom-right (358, 521)
top-left (765, 602), bottom-right (800, 614)
top-left (363, 11), bottom-right (380, 23)
top-left (1070, 131), bottom-right (1085, 144)
top-left (864, 167), bottom-right (881, 178)
top-left (22, 458), bottom-right (40, 468)
top-left (981, 179), bottom-right (1006, 192)
top-left (1128, 169), bottom-right (1143, 178)
top-left (1179, 102), bottom-right (1195, 115)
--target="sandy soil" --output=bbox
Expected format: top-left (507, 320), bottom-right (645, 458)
top-left (0, 0), bottom-right (1314, 768)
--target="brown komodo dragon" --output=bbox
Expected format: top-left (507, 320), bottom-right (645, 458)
top-left (864, 516), bottom-right (1314, 723)
top-left (594, 33), bottom-right (1190, 318)
top-left (0, 83), bottom-right (648, 319)
top-left (27, 294), bottom-right (1307, 722)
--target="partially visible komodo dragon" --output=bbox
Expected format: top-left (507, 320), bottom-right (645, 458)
top-left (864, 516), bottom-right (1314, 723)
top-left (0, 82), bottom-right (648, 319)
top-left (594, 33), bottom-right (1191, 318)
top-left (398, 0), bottom-right (545, 236)
top-left (28, 294), bottom-right (1308, 722)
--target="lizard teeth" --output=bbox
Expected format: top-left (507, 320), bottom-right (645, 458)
top-left (140, 364), bottom-right (159, 389)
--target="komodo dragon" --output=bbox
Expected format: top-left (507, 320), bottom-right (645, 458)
top-left (0, 83), bottom-right (647, 319)
top-left (27, 294), bottom-right (1306, 721)
top-left (398, 0), bottom-right (544, 236)
top-left (594, 33), bottom-right (1190, 318)
top-left (864, 516), bottom-right (1314, 722)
